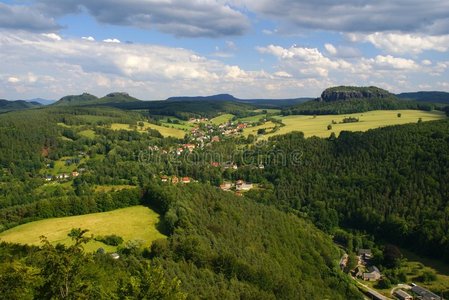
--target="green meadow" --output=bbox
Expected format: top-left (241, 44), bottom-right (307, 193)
top-left (0, 206), bottom-right (165, 252)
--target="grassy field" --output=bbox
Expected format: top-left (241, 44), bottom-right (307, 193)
top-left (110, 122), bottom-right (186, 138)
top-left (0, 206), bottom-right (165, 252)
top-left (210, 114), bottom-right (234, 125)
top-left (259, 110), bottom-right (446, 139)
top-left (400, 248), bottom-right (449, 293)
top-left (242, 121), bottom-right (277, 137)
top-left (238, 114), bottom-right (267, 123)
top-left (78, 129), bottom-right (96, 139)
top-left (94, 185), bottom-right (135, 192)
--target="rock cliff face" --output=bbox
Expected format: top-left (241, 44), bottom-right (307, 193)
top-left (319, 86), bottom-right (393, 102)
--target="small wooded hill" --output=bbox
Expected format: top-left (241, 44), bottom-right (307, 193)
top-left (53, 92), bottom-right (140, 106)
top-left (145, 183), bottom-right (362, 299)
top-left (283, 86), bottom-right (436, 115)
top-left (397, 91), bottom-right (449, 104)
top-left (0, 99), bottom-right (41, 113)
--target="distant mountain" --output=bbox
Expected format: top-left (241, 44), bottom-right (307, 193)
top-left (167, 93), bottom-right (311, 108)
top-left (0, 99), bottom-right (41, 113)
top-left (283, 86), bottom-right (434, 115)
top-left (26, 98), bottom-right (55, 105)
top-left (397, 91), bottom-right (449, 104)
top-left (167, 94), bottom-right (238, 102)
top-left (238, 98), bottom-right (311, 107)
top-left (53, 92), bottom-right (140, 106)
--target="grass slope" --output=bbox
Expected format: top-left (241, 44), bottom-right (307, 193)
top-left (210, 114), bottom-right (234, 125)
top-left (110, 122), bottom-right (185, 138)
top-left (262, 110), bottom-right (446, 139)
top-left (0, 206), bottom-right (165, 252)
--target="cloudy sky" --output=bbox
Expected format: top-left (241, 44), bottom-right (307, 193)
top-left (1, 0), bottom-right (449, 100)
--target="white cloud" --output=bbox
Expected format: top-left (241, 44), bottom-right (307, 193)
top-left (349, 32), bottom-right (449, 54)
top-left (274, 71), bottom-right (292, 78)
top-left (82, 36), bottom-right (95, 41)
top-left (42, 33), bottom-right (62, 41)
top-left (7, 77), bottom-right (20, 83)
top-left (324, 44), bottom-right (337, 55)
top-left (422, 60), bottom-right (432, 66)
top-left (103, 38), bottom-right (121, 43)
top-left (0, 31), bottom-right (289, 99)
top-left (372, 55), bottom-right (418, 70)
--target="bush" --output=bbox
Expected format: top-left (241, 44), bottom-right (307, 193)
top-left (95, 234), bottom-right (124, 246)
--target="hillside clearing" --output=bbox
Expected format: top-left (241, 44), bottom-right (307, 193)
top-left (110, 122), bottom-right (185, 138)
top-left (0, 206), bottom-right (165, 252)
top-left (210, 114), bottom-right (234, 125)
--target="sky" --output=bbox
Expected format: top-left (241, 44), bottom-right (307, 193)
top-left (1, 0), bottom-right (449, 100)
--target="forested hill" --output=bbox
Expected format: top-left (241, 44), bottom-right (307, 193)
top-left (249, 118), bottom-right (449, 261)
top-left (0, 99), bottom-right (41, 113)
top-left (144, 183), bottom-right (362, 299)
top-left (53, 92), bottom-right (141, 106)
top-left (397, 91), bottom-right (449, 104)
top-left (282, 86), bottom-right (437, 115)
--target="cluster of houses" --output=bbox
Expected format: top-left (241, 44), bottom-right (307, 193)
top-left (346, 249), bottom-right (382, 282)
top-left (220, 180), bottom-right (254, 193)
top-left (161, 176), bottom-right (193, 184)
top-left (188, 117), bottom-right (209, 123)
top-left (44, 168), bottom-right (85, 182)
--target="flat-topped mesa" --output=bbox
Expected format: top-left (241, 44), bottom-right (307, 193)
top-left (319, 86), bottom-right (394, 102)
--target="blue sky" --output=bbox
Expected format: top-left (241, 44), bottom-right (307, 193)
top-left (1, 0), bottom-right (449, 100)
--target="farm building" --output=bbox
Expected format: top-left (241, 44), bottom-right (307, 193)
top-left (394, 289), bottom-right (413, 300)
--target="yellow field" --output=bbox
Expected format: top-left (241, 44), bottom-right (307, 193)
top-left (210, 114), bottom-right (234, 125)
top-left (110, 122), bottom-right (186, 138)
top-left (258, 110), bottom-right (446, 139)
top-left (0, 206), bottom-right (165, 252)
top-left (243, 121), bottom-right (277, 136)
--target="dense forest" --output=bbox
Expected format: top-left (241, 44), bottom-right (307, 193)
top-left (247, 120), bottom-right (449, 261)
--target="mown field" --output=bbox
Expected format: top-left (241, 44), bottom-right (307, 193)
top-left (210, 113), bottom-right (234, 125)
top-left (110, 122), bottom-right (186, 138)
top-left (0, 206), bottom-right (165, 252)
top-left (262, 110), bottom-right (446, 139)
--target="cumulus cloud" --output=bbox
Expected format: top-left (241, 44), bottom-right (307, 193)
top-left (103, 38), bottom-right (120, 43)
top-left (42, 33), bottom-right (62, 41)
top-left (0, 3), bottom-right (60, 32)
top-left (349, 32), bottom-right (449, 54)
top-left (36, 0), bottom-right (250, 37)
top-left (0, 31), bottom-right (287, 99)
top-left (82, 36), bottom-right (95, 41)
top-left (238, 0), bottom-right (449, 35)
top-left (257, 44), bottom-right (350, 78)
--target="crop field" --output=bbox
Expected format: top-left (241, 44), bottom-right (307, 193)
top-left (0, 206), bottom-right (166, 252)
top-left (260, 110), bottom-right (446, 139)
top-left (110, 122), bottom-right (186, 138)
